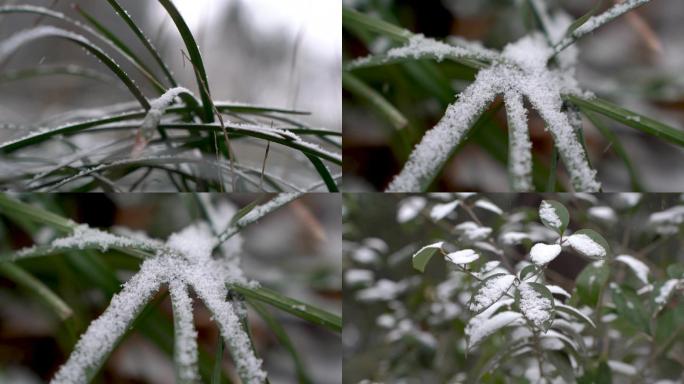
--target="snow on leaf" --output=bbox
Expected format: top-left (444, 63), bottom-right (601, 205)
top-left (607, 360), bottom-right (637, 376)
top-left (455, 221), bottom-right (493, 242)
top-left (517, 282), bottom-right (555, 332)
top-left (555, 303), bottom-right (596, 328)
top-left (474, 199), bottom-right (503, 215)
top-left (412, 242), bottom-right (444, 272)
top-left (445, 249), bottom-right (479, 265)
top-left (168, 280), bottom-right (200, 383)
top-left (652, 279), bottom-right (679, 317)
top-left (546, 284), bottom-right (571, 298)
top-left (386, 66), bottom-right (501, 192)
top-left (588, 206), bottom-right (617, 223)
top-left (539, 200), bottom-right (569, 234)
top-left (218, 193), bottom-right (301, 243)
top-left (466, 311), bottom-right (523, 350)
top-left (615, 255), bottom-right (649, 285)
top-left (503, 90), bottom-right (533, 191)
top-left (430, 200), bottom-right (459, 221)
top-left (529, 243), bottom-right (562, 265)
top-left (344, 269), bottom-right (374, 286)
top-left (397, 196), bottom-right (427, 223)
top-left (570, 0), bottom-right (651, 40)
top-left (500, 231), bottom-right (531, 245)
top-left (565, 232), bottom-right (607, 259)
top-left (469, 274), bottom-right (516, 314)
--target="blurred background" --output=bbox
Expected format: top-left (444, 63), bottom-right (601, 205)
top-left (343, 193), bottom-right (684, 382)
top-left (0, 0), bottom-right (340, 190)
top-left (0, 193), bottom-right (341, 383)
top-left (343, 0), bottom-right (684, 192)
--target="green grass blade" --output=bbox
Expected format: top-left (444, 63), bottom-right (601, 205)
top-left (211, 334), bottom-right (224, 384)
top-left (306, 154), bottom-right (339, 192)
top-left (0, 26), bottom-right (150, 109)
top-left (582, 109), bottom-right (645, 191)
top-left (567, 95), bottom-right (684, 147)
top-left (157, 0), bottom-right (214, 122)
top-left (343, 6), bottom-right (411, 43)
top-left (231, 285), bottom-right (341, 333)
top-left (342, 72), bottom-right (408, 131)
top-left (248, 299), bottom-right (313, 384)
top-left (105, 0), bottom-right (178, 87)
top-left (0, 262), bottom-right (73, 321)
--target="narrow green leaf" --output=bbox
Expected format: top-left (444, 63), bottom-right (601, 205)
top-left (565, 0), bottom-right (605, 35)
top-left (411, 242), bottom-right (443, 272)
top-left (0, 263), bottom-right (73, 321)
top-left (596, 361), bottom-right (613, 384)
top-left (575, 262), bottom-right (609, 307)
top-left (211, 334), bottom-right (224, 384)
top-left (342, 72), bottom-right (408, 131)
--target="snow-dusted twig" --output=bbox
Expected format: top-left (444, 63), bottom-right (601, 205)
top-left (217, 192), bottom-right (302, 243)
top-left (554, 0), bottom-right (653, 54)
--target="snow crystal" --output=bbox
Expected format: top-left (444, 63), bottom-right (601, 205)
top-left (430, 200), bottom-right (459, 221)
top-left (397, 196), bottom-right (426, 223)
top-left (469, 274), bottom-right (516, 313)
top-left (539, 201), bottom-right (562, 229)
top-left (166, 223), bottom-right (217, 262)
top-left (588, 206), bottom-right (617, 222)
top-left (445, 249), bottom-right (479, 265)
top-left (466, 311), bottom-right (523, 348)
top-left (566, 234), bottom-right (606, 259)
top-left (345, 269), bottom-right (374, 286)
top-left (168, 281), bottom-right (199, 382)
top-left (518, 283), bottom-right (553, 330)
top-left (654, 279), bottom-right (678, 305)
top-left (530, 243), bottom-right (562, 265)
top-left (46, 224), bottom-right (159, 253)
top-left (386, 66), bottom-right (501, 192)
top-left (615, 255), bottom-right (649, 285)
top-left (504, 90), bottom-right (533, 191)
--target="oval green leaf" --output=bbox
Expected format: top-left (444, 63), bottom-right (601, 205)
top-left (539, 200), bottom-right (569, 235)
top-left (411, 242), bottom-right (443, 272)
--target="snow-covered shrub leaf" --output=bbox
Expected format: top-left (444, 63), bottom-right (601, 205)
top-left (411, 242), bottom-right (443, 272)
top-left (565, 229), bottom-right (609, 259)
top-left (469, 273), bottom-right (516, 314)
top-left (344, 269), bottom-right (374, 287)
top-left (615, 254), bottom-right (649, 285)
top-left (555, 303), bottom-right (596, 328)
top-left (546, 284), bottom-right (571, 298)
top-left (539, 200), bottom-right (569, 235)
top-left (397, 197), bottom-right (426, 223)
top-left (516, 282), bottom-right (555, 332)
top-left (588, 206), bottom-right (617, 224)
top-left (474, 199), bottom-right (503, 215)
top-left (651, 279), bottom-right (679, 317)
top-left (455, 221), bottom-right (493, 242)
top-left (466, 311), bottom-right (523, 350)
top-left (611, 283), bottom-right (649, 332)
top-left (575, 261), bottom-right (609, 307)
top-left (607, 360), bottom-right (637, 377)
top-left (529, 243), bottom-right (562, 265)
top-left (430, 200), bottom-right (459, 221)
top-left (445, 249), bottom-right (479, 266)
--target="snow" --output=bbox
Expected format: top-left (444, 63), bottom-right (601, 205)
top-left (565, 234), bottom-right (606, 259)
top-left (573, 0), bottom-right (652, 39)
top-left (345, 269), bottom-right (374, 286)
top-left (132, 87), bottom-right (193, 157)
top-left (517, 282), bottom-right (553, 330)
top-left (466, 311), bottom-right (523, 349)
top-left (654, 279), bottom-right (678, 305)
top-left (607, 360), bottom-right (637, 376)
top-left (350, 33), bottom-right (498, 69)
top-left (588, 206), bottom-right (617, 222)
top-left (539, 201), bottom-right (562, 229)
top-left (504, 90), bottom-right (533, 191)
top-left (474, 199), bottom-right (503, 215)
top-left (469, 274), bottom-right (516, 313)
top-left (455, 221), bottom-right (493, 241)
top-left (546, 284), bottom-right (571, 298)
top-left (386, 66), bottom-right (501, 192)
top-left (445, 249), bottom-right (479, 265)
top-left (615, 255), bottom-right (649, 284)
top-left (356, 279), bottom-right (404, 302)
top-left (529, 243), bottom-right (562, 265)
top-left (352, 247), bottom-right (379, 264)
top-left (397, 197), bottom-right (426, 222)
top-left (430, 200), bottom-right (459, 221)
top-left (500, 231), bottom-right (530, 245)
top-left (168, 280), bottom-right (199, 382)
top-left (218, 193), bottom-right (301, 243)
top-left (616, 193), bottom-right (642, 208)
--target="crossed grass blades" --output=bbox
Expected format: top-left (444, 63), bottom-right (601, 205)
top-left (343, 0), bottom-right (684, 192)
top-left (0, 193), bottom-right (342, 383)
top-left (0, 1), bottom-right (341, 192)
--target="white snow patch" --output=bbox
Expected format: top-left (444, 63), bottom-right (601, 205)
top-left (445, 249), bottom-right (479, 265)
top-left (588, 206), bottom-right (617, 222)
top-left (566, 234), bottom-right (606, 258)
top-left (654, 279), bottom-right (678, 305)
top-left (466, 311), bottom-right (523, 348)
top-left (430, 200), bottom-right (459, 221)
top-left (469, 274), bottom-right (516, 313)
top-left (530, 243), bottom-right (562, 265)
top-left (345, 269), bottom-right (374, 286)
top-left (539, 201), bottom-right (562, 229)
top-left (615, 255), bottom-right (649, 285)
top-left (474, 199), bottom-right (503, 215)
top-left (397, 196), bottom-right (426, 223)
top-left (518, 282), bottom-right (553, 329)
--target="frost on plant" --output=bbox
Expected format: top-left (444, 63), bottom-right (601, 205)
top-left (360, 2), bottom-right (659, 191)
top-left (10, 195), bottom-right (308, 384)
